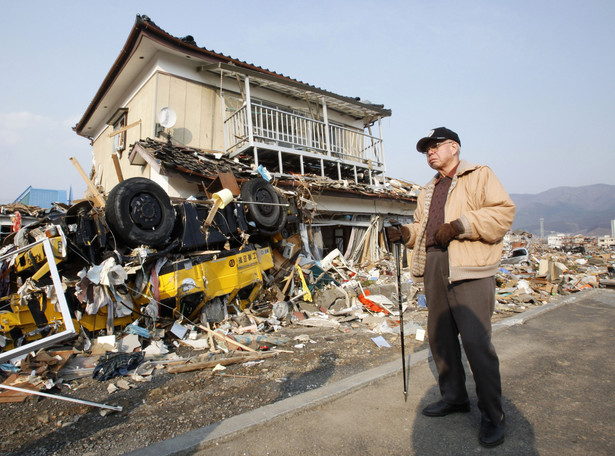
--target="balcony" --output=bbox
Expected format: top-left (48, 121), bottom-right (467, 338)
top-left (224, 103), bottom-right (385, 185)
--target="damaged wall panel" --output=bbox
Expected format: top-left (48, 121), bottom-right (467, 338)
top-left (312, 193), bottom-right (414, 217)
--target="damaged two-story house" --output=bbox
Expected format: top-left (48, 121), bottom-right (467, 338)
top-left (73, 15), bottom-right (416, 263)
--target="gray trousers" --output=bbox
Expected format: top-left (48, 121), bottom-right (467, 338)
top-left (424, 248), bottom-right (503, 423)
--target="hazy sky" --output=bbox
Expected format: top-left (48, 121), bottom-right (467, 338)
top-left (1, 0), bottom-right (613, 203)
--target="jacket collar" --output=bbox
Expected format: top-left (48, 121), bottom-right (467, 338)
top-left (456, 159), bottom-right (479, 176)
top-left (428, 159), bottom-right (479, 186)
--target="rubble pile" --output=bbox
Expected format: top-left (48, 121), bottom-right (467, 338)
top-left (1, 177), bottom-right (613, 411)
top-left (0, 175), bottom-right (411, 407)
top-left (496, 245), bottom-right (615, 313)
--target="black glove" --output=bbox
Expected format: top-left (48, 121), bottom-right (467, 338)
top-left (434, 221), bottom-right (462, 247)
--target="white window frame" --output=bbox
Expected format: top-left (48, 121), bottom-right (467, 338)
top-left (113, 112), bottom-right (127, 153)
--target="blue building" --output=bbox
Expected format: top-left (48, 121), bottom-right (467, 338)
top-left (14, 187), bottom-right (69, 208)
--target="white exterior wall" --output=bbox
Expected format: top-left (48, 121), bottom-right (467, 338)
top-left (547, 234), bottom-right (565, 248)
top-left (154, 52), bottom-right (364, 130)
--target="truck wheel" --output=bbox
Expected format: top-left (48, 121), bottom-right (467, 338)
top-left (105, 178), bottom-right (176, 248)
top-left (240, 178), bottom-right (285, 232)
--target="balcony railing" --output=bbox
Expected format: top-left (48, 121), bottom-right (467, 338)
top-left (224, 104), bottom-right (384, 169)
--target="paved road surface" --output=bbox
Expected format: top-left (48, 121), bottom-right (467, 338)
top-left (127, 288), bottom-right (615, 456)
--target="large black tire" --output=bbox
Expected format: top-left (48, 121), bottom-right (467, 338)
top-left (105, 178), bottom-right (176, 248)
top-left (240, 178), bottom-right (286, 232)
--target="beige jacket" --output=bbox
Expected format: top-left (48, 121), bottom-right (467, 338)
top-left (404, 159), bottom-right (515, 282)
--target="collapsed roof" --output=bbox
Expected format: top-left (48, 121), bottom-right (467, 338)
top-left (128, 137), bottom-right (419, 204)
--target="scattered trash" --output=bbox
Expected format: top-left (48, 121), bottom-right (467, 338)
top-left (92, 352), bottom-right (145, 381)
top-left (180, 338), bottom-right (210, 350)
top-left (170, 322), bottom-right (189, 340)
top-left (371, 336), bottom-right (391, 348)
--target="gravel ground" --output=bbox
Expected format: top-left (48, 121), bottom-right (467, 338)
top-left (0, 305), bottom-right (524, 456)
top-left (0, 318), bottom-right (425, 455)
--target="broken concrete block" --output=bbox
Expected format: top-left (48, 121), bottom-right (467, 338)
top-left (313, 286), bottom-right (347, 309)
top-left (116, 379), bottom-right (131, 390)
top-left (295, 301), bottom-right (320, 313)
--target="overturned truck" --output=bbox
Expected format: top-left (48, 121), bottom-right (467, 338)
top-left (0, 177), bottom-right (289, 361)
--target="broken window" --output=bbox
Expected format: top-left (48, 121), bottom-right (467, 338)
top-left (113, 113), bottom-right (127, 153)
top-left (0, 222), bottom-right (12, 244)
top-left (107, 107), bottom-right (128, 154)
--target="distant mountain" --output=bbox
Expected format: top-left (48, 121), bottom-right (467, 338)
top-left (509, 184), bottom-right (615, 236)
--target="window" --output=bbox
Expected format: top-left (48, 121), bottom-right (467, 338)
top-left (113, 113), bottom-right (127, 152)
top-left (107, 108), bottom-right (128, 153)
top-left (0, 222), bottom-right (13, 244)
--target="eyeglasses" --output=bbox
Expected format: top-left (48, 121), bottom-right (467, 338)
top-left (425, 141), bottom-right (453, 152)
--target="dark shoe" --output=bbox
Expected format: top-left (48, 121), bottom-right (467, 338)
top-left (479, 414), bottom-right (505, 447)
top-left (422, 400), bottom-right (471, 417)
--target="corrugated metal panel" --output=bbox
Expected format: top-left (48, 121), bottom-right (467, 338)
top-left (16, 193), bottom-right (30, 205)
top-left (16, 188), bottom-right (67, 208)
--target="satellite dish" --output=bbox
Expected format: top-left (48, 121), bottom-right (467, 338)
top-left (158, 107), bottom-right (177, 129)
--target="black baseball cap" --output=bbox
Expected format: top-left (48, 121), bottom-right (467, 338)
top-left (416, 127), bottom-right (461, 153)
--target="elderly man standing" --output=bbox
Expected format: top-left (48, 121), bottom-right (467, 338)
top-left (388, 127), bottom-right (515, 447)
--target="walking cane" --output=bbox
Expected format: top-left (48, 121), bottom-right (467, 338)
top-left (394, 241), bottom-right (408, 401)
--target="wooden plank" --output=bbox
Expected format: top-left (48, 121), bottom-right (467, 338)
top-left (282, 257), bottom-right (301, 295)
top-left (108, 120), bottom-right (142, 137)
top-left (196, 324), bottom-right (256, 352)
top-left (167, 352), bottom-right (276, 374)
top-left (112, 153), bottom-right (124, 182)
top-left (0, 374), bottom-right (40, 403)
top-left (213, 172), bottom-right (241, 196)
top-left (69, 157), bottom-right (106, 207)
top-left (360, 224), bottom-right (372, 264)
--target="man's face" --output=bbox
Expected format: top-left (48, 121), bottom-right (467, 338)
top-left (424, 140), bottom-right (458, 172)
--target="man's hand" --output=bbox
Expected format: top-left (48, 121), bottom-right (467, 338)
top-left (387, 225), bottom-right (410, 244)
top-left (434, 221), bottom-right (462, 247)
